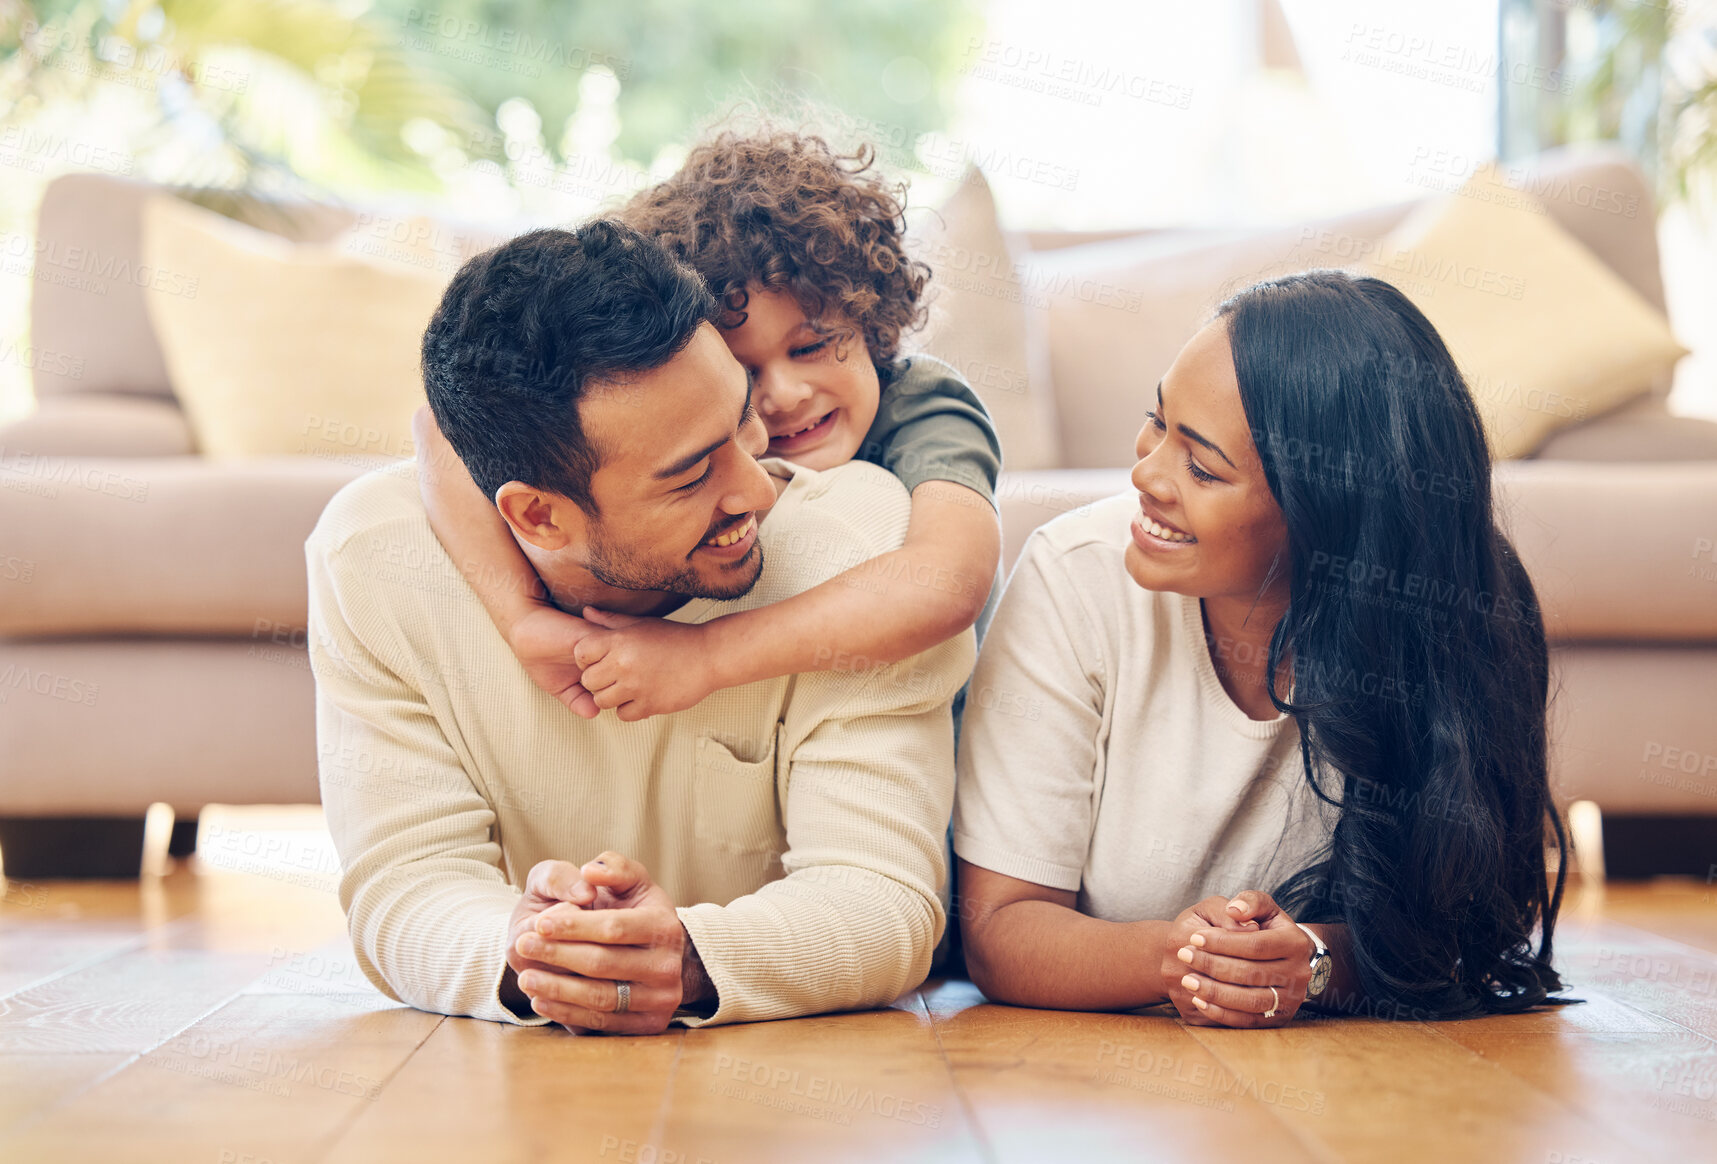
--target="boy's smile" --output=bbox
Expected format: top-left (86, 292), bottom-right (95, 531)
top-left (720, 285), bottom-right (881, 471)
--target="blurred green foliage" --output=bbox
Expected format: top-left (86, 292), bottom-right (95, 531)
top-left (377, 0), bottom-right (982, 167)
top-left (0, 0), bottom-right (981, 198)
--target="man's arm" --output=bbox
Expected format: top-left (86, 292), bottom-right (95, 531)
top-left (672, 613), bottom-right (975, 1026)
top-left (307, 516), bottom-right (551, 1026)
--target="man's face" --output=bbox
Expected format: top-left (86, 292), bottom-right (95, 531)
top-left (721, 285), bottom-right (880, 470)
top-left (526, 323), bottom-right (779, 607)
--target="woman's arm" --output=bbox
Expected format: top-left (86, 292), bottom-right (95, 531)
top-left (959, 861), bottom-right (1169, 1011)
top-left (574, 479), bottom-right (999, 720)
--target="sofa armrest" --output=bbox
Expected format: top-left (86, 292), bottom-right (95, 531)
top-left (0, 395), bottom-right (195, 458)
top-left (1495, 461), bottom-right (1717, 642)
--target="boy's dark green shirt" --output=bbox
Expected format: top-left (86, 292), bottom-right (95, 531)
top-left (855, 354), bottom-right (1005, 648)
top-left (857, 354), bottom-right (1003, 506)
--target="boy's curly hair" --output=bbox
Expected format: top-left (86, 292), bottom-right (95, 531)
top-left (617, 127), bottom-right (930, 381)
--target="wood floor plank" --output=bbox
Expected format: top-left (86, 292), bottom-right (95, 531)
top-left (322, 1014), bottom-right (684, 1164)
top-left (2, 993), bottom-right (441, 1164)
top-left (1178, 1015), bottom-right (1646, 1164)
top-left (1554, 926), bottom-right (1717, 1042)
top-left (0, 1053), bottom-right (132, 1134)
top-left (0, 920), bottom-right (148, 998)
top-left (1432, 999), bottom-right (1717, 1160)
top-left (1580, 882), bottom-right (1717, 957)
top-left (6, 834), bottom-right (1717, 1162)
top-left (921, 981), bottom-right (1325, 1164)
top-left (651, 993), bottom-right (988, 1164)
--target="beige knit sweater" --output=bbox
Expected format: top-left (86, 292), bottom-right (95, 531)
top-left (306, 458), bottom-right (972, 1027)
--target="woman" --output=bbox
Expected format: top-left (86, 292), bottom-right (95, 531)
top-left (954, 270), bottom-right (1568, 1025)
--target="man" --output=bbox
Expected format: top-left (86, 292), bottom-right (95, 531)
top-left (306, 220), bottom-right (972, 1033)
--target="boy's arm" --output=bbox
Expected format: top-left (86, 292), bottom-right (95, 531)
top-left (575, 480), bottom-right (999, 719)
top-left (412, 405), bottom-right (548, 633)
top-left (412, 407), bottom-right (599, 717)
top-left (712, 478), bottom-right (997, 670)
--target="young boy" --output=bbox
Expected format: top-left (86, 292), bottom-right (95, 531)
top-left (414, 126), bottom-right (1003, 724)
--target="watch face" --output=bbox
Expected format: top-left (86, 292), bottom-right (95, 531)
top-left (1308, 955), bottom-right (1333, 998)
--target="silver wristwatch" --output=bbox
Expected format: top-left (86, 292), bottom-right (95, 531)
top-left (1297, 922), bottom-right (1332, 999)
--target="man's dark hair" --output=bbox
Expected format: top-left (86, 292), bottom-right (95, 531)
top-left (421, 219), bottom-right (717, 512)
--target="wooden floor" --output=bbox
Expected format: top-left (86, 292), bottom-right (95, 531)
top-left (1, 810), bottom-right (1713, 1164)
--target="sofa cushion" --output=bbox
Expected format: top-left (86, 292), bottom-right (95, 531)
top-left (1024, 204), bottom-right (1410, 469)
top-left (28, 173), bottom-right (357, 402)
top-left (0, 454), bottom-right (381, 637)
top-left (908, 168), bottom-right (1061, 471)
top-left (1359, 165), bottom-right (1686, 459)
top-left (0, 394), bottom-right (195, 457)
top-left (142, 195), bottom-right (445, 459)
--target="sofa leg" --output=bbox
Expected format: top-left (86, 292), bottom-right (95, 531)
top-left (167, 816), bottom-right (200, 859)
top-left (0, 816), bottom-right (147, 880)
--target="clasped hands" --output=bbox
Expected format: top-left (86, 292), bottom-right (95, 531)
top-left (1161, 890), bottom-right (1316, 1028)
top-left (507, 604), bottom-right (720, 723)
top-left (504, 852), bottom-right (705, 1035)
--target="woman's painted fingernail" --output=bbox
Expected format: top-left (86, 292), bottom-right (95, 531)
top-left (1192, 997), bottom-right (1209, 1010)
top-left (1181, 974), bottom-right (1200, 992)
top-left (1227, 898), bottom-right (1245, 912)
top-left (1190, 933), bottom-right (1206, 948)
top-left (1177, 946), bottom-right (1195, 964)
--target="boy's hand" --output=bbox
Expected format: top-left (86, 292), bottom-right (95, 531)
top-left (507, 605), bottom-right (601, 719)
top-left (573, 610), bottom-right (723, 722)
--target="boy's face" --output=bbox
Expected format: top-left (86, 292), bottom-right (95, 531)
top-left (721, 285), bottom-right (881, 471)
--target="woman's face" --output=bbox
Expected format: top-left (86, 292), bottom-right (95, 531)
top-left (1123, 319), bottom-right (1288, 605)
top-left (720, 285), bottom-right (881, 471)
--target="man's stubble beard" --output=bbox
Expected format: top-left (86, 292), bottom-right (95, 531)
top-left (583, 524), bottom-right (765, 603)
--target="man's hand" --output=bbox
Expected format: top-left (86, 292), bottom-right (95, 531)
top-left (507, 605), bottom-right (602, 719)
top-left (572, 610), bottom-right (724, 722)
top-left (503, 860), bottom-right (600, 1017)
top-left (514, 852), bottom-right (705, 1035)
top-left (1170, 889), bottom-right (1314, 1028)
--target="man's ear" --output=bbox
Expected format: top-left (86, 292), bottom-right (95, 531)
top-left (495, 482), bottom-right (584, 551)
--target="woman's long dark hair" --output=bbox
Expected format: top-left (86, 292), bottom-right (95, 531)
top-left (1220, 269), bottom-right (1568, 1018)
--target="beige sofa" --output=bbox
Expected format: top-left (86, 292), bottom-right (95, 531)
top-left (3, 148), bottom-right (1714, 877)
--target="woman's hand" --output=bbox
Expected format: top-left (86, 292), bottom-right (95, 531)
top-left (1170, 889), bottom-right (1314, 1028)
top-left (1161, 896), bottom-right (1255, 1024)
top-left (573, 610), bottom-right (722, 722)
top-left (507, 605), bottom-right (601, 719)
